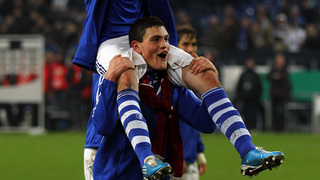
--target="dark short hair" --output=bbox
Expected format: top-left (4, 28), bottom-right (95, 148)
top-left (129, 16), bottom-right (166, 46)
top-left (176, 25), bottom-right (198, 44)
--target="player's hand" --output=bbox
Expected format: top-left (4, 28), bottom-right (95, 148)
top-left (189, 53), bottom-right (219, 76)
top-left (183, 161), bottom-right (187, 173)
top-left (104, 54), bottom-right (135, 82)
top-left (197, 152), bottom-right (207, 176)
top-left (198, 162), bottom-right (207, 176)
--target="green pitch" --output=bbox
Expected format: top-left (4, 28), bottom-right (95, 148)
top-left (0, 132), bottom-right (319, 180)
top-left (201, 132), bottom-right (320, 180)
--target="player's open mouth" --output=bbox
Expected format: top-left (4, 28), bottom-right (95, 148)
top-left (158, 51), bottom-right (167, 59)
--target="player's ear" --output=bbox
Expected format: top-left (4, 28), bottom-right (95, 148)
top-left (131, 40), bottom-right (142, 54)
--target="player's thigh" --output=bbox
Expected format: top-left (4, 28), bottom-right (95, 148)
top-left (96, 35), bottom-right (131, 76)
top-left (166, 45), bottom-right (194, 88)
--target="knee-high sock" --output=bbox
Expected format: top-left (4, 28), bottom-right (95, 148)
top-left (201, 87), bottom-right (255, 159)
top-left (117, 89), bottom-right (154, 167)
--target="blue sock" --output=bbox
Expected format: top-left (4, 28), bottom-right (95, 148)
top-left (117, 89), bottom-right (154, 167)
top-left (201, 87), bottom-right (255, 159)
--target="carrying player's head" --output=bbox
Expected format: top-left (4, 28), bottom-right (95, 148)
top-left (129, 16), bottom-right (166, 46)
top-left (129, 16), bottom-right (170, 71)
top-left (176, 25), bottom-right (198, 54)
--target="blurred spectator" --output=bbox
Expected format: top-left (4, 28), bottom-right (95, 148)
top-left (220, 15), bottom-right (239, 51)
top-left (68, 64), bottom-right (92, 131)
top-left (64, 32), bottom-right (82, 66)
top-left (25, 0), bottom-right (50, 17)
top-left (300, 0), bottom-right (317, 23)
top-left (12, 0), bottom-right (24, 10)
top-left (219, 4), bottom-right (241, 51)
top-left (267, 53), bottom-right (291, 132)
top-left (61, 20), bottom-right (78, 51)
top-left (51, 0), bottom-right (69, 12)
top-left (236, 58), bottom-right (263, 131)
top-left (1, 3), bottom-right (21, 33)
top-left (288, 5), bottom-right (306, 27)
top-left (66, 0), bottom-right (86, 24)
top-left (43, 37), bottom-right (62, 105)
top-left (47, 50), bottom-right (71, 116)
top-left (303, 23), bottom-right (320, 50)
top-left (8, 7), bottom-right (29, 34)
top-left (256, 4), bottom-right (274, 49)
top-left (279, 0), bottom-right (292, 19)
top-left (175, 9), bottom-right (192, 28)
top-left (0, 15), bottom-right (15, 34)
top-left (15, 59), bottom-right (39, 127)
top-left (273, 13), bottom-right (289, 52)
top-left (0, 103), bottom-right (10, 127)
top-left (236, 17), bottom-right (251, 51)
top-left (28, 10), bottom-right (40, 30)
top-left (29, 15), bottom-right (52, 36)
top-left (43, 50), bottom-right (53, 105)
top-left (52, 21), bottom-right (65, 50)
top-left (284, 21), bottom-right (306, 53)
top-left (176, 25), bottom-right (198, 54)
top-left (249, 22), bottom-right (267, 50)
top-left (203, 15), bottom-right (223, 51)
top-left (223, 4), bottom-right (240, 29)
top-left (256, 3), bottom-right (271, 19)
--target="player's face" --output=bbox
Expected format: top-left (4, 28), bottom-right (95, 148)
top-left (136, 26), bottom-right (170, 71)
top-left (178, 34), bottom-right (198, 54)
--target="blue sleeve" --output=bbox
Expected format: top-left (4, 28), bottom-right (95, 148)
top-left (73, 0), bottom-right (109, 71)
top-left (146, 0), bottom-right (177, 46)
top-left (196, 132), bottom-right (205, 153)
top-left (175, 88), bottom-right (216, 133)
top-left (92, 77), bottom-right (119, 136)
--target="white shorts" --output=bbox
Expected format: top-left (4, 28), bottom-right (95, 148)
top-left (170, 162), bottom-right (199, 180)
top-left (84, 148), bottom-right (97, 180)
top-left (96, 35), bottom-right (194, 88)
top-left (181, 162), bottom-right (199, 180)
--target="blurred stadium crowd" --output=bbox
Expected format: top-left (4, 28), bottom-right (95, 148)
top-left (171, 0), bottom-right (320, 54)
top-left (0, 0), bottom-right (319, 130)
